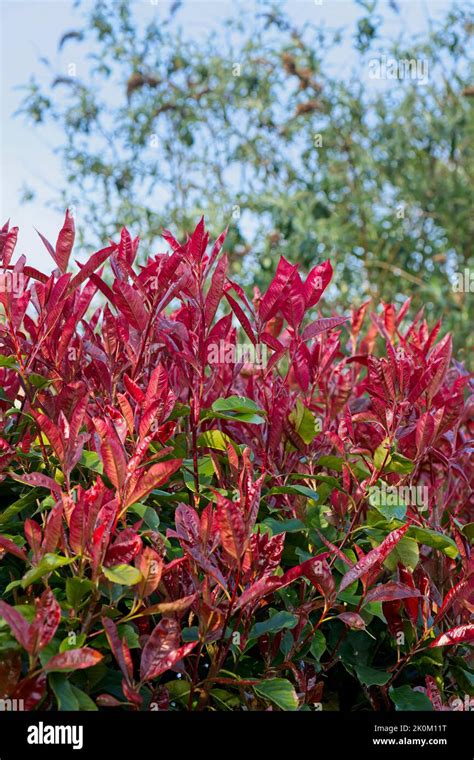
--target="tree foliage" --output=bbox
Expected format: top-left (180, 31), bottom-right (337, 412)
top-left (17, 0), bottom-right (474, 356)
top-left (0, 214), bottom-right (472, 711)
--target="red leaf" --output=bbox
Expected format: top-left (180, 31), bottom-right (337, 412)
top-left (124, 373), bottom-right (145, 404)
top-left (118, 227), bottom-right (133, 264)
top-left (280, 273), bottom-right (306, 329)
top-left (23, 265), bottom-right (49, 284)
top-left (339, 524), bottom-right (410, 593)
top-left (125, 459), bottom-right (182, 507)
top-left (205, 227), bottom-right (228, 275)
top-left (24, 519), bottom-right (43, 563)
top-left (205, 254), bottom-right (228, 328)
top-left (29, 589), bottom-right (61, 654)
top-left (365, 581), bottom-right (421, 604)
top-left (13, 672), bottom-right (47, 710)
top-left (1, 227), bottom-right (19, 267)
top-left (337, 612), bottom-right (366, 629)
top-left (104, 528), bottom-right (142, 567)
top-left (316, 530), bottom-right (354, 568)
top-left (42, 500), bottom-right (63, 554)
top-left (0, 650), bottom-right (22, 698)
top-left (140, 618), bottom-right (196, 682)
top-left (67, 244), bottom-right (116, 294)
top-left (188, 216), bottom-right (207, 261)
top-left (304, 260), bottom-right (332, 308)
top-left (145, 363), bottom-right (169, 405)
top-left (142, 594), bottom-right (197, 616)
top-left (100, 435), bottom-right (127, 491)
top-left (234, 575), bottom-right (282, 612)
top-left (291, 340), bottom-right (311, 391)
top-left (102, 617), bottom-right (134, 682)
top-left (0, 535), bottom-right (27, 561)
top-left (8, 471), bottom-right (62, 495)
top-left (55, 209), bottom-right (75, 273)
top-left (425, 676), bottom-right (444, 711)
top-left (113, 281), bottom-right (149, 331)
top-left (69, 501), bottom-right (87, 555)
top-left (259, 256), bottom-right (297, 324)
top-left (216, 495), bottom-right (248, 563)
top-left (135, 547), bottom-right (163, 598)
top-left (0, 601), bottom-right (31, 651)
top-left (224, 291), bottom-right (257, 345)
top-left (407, 360), bottom-right (442, 404)
top-left (173, 504), bottom-right (227, 589)
top-left (43, 648), bottom-right (103, 672)
top-left (429, 625), bottom-right (474, 648)
top-left (398, 565), bottom-right (419, 626)
top-left (280, 554), bottom-right (335, 601)
top-left (33, 413), bottom-right (65, 465)
top-left (35, 228), bottom-right (58, 268)
top-left (435, 577), bottom-right (472, 623)
top-left (302, 316), bottom-right (349, 342)
top-left (416, 412), bottom-right (435, 456)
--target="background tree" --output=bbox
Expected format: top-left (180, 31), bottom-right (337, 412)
top-left (17, 0), bottom-right (474, 359)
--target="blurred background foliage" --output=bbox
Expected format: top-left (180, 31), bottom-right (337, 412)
top-left (17, 0), bottom-right (473, 360)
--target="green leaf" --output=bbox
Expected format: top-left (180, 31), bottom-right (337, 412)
top-left (211, 396), bottom-right (264, 414)
top-left (49, 673), bottom-right (98, 711)
top-left (204, 396), bottom-right (265, 424)
top-left (0, 355), bottom-right (20, 369)
top-left (289, 399), bottom-right (320, 444)
top-left (166, 679), bottom-right (192, 704)
top-left (248, 611), bottom-right (298, 640)
top-left (28, 373), bottom-right (52, 389)
top-left (181, 626), bottom-right (200, 642)
top-left (197, 429), bottom-right (237, 451)
top-left (383, 537), bottom-right (419, 572)
top-left (70, 684), bottom-right (99, 711)
top-left (310, 474), bottom-right (344, 491)
top-left (66, 578), bottom-right (93, 609)
top-left (254, 678), bottom-right (299, 711)
top-left (461, 523), bottom-right (474, 544)
top-left (389, 685), bottom-right (433, 711)
top-left (128, 502), bottom-right (160, 531)
top-left (315, 456), bottom-right (343, 471)
top-left (79, 450), bottom-right (103, 474)
top-left (210, 688), bottom-right (241, 710)
top-left (21, 554), bottom-right (75, 588)
top-left (94, 623), bottom-right (140, 651)
top-left (263, 517), bottom-right (305, 534)
top-left (310, 630), bottom-right (327, 661)
top-left (407, 527), bottom-right (458, 558)
top-left (373, 501), bottom-right (407, 522)
top-left (169, 402), bottom-right (190, 421)
top-left (387, 453), bottom-right (415, 474)
top-left (4, 580), bottom-right (23, 593)
top-left (182, 456), bottom-right (215, 492)
top-left (0, 489), bottom-right (41, 525)
top-left (268, 485), bottom-right (318, 501)
top-left (49, 673), bottom-right (79, 711)
top-left (355, 664), bottom-right (390, 686)
top-left (374, 437), bottom-right (392, 470)
top-left (102, 564), bottom-right (142, 586)
top-left (59, 633), bottom-right (86, 652)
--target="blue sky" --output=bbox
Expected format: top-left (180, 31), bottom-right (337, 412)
top-left (0, 0), bottom-right (454, 270)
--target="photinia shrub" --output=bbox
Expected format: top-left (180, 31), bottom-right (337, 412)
top-left (0, 213), bottom-right (472, 712)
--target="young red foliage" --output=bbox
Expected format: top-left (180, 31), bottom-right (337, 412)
top-left (0, 216), bottom-right (471, 712)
